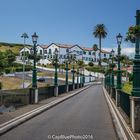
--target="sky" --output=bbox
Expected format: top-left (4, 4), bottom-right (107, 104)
top-left (0, 0), bottom-right (139, 56)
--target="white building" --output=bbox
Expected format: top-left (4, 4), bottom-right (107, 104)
top-left (19, 43), bottom-right (111, 65)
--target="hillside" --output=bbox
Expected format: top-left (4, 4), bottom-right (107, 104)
top-left (0, 42), bottom-right (32, 55)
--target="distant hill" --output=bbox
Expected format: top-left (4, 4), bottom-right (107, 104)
top-left (0, 42), bottom-right (32, 55)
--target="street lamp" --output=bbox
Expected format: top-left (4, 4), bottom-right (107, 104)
top-left (77, 67), bottom-right (79, 88)
top-left (110, 49), bottom-right (115, 88)
top-left (82, 68), bottom-right (85, 86)
top-left (21, 33), bottom-right (29, 88)
top-left (31, 32), bottom-right (38, 103)
top-left (116, 33), bottom-right (123, 89)
top-left (54, 49), bottom-right (59, 96)
top-left (71, 65), bottom-right (75, 90)
top-left (132, 10), bottom-right (140, 96)
top-left (54, 49), bottom-right (59, 86)
top-left (65, 54), bottom-right (69, 92)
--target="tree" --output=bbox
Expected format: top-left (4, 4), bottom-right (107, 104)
top-left (5, 50), bottom-right (16, 66)
top-left (93, 24), bottom-right (107, 66)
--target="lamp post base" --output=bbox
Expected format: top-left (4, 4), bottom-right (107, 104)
top-left (34, 88), bottom-right (38, 104)
top-left (29, 88), bottom-right (38, 104)
top-left (66, 84), bottom-right (69, 93)
top-left (130, 96), bottom-right (140, 132)
top-left (54, 85), bottom-right (58, 97)
top-left (73, 84), bottom-right (75, 90)
top-left (115, 89), bottom-right (121, 107)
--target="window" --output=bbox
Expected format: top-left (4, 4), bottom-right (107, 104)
top-left (49, 49), bottom-right (52, 54)
top-left (89, 52), bottom-right (91, 55)
top-left (66, 48), bottom-right (69, 52)
top-left (104, 54), bottom-right (106, 57)
top-left (93, 52), bottom-right (95, 55)
top-left (55, 48), bottom-right (58, 52)
top-left (83, 51), bottom-right (86, 55)
top-left (80, 51), bottom-right (83, 55)
top-left (44, 50), bottom-right (47, 54)
top-left (60, 55), bottom-right (62, 59)
top-left (40, 50), bottom-right (42, 55)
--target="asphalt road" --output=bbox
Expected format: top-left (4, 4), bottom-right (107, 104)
top-left (0, 85), bottom-right (117, 140)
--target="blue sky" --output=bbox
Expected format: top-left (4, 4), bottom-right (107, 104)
top-left (0, 0), bottom-right (139, 51)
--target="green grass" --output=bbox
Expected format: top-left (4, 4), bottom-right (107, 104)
top-left (85, 65), bottom-right (105, 73)
top-left (0, 42), bottom-right (32, 55)
top-left (122, 82), bottom-right (132, 94)
top-left (37, 72), bottom-right (72, 79)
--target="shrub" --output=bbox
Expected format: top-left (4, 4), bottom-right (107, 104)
top-left (16, 67), bottom-right (23, 72)
top-left (5, 68), bottom-right (11, 74)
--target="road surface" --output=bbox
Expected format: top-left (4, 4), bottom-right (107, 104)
top-left (0, 85), bottom-right (117, 140)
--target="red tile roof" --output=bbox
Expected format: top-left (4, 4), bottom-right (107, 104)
top-left (82, 47), bottom-right (93, 51)
top-left (55, 43), bottom-right (73, 48)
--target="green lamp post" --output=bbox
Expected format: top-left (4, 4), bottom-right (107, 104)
top-left (72, 65), bottom-right (75, 90)
top-left (65, 58), bottom-right (69, 92)
top-left (32, 32), bottom-right (38, 88)
top-left (83, 72), bottom-right (85, 86)
top-left (31, 32), bottom-right (38, 104)
top-left (116, 33), bottom-right (123, 90)
top-left (21, 33), bottom-right (29, 88)
top-left (77, 67), bottom-right (79, 88)
top-left (104, 66), bottom-right (108, 87)
top-left (108, 56), bottom-right (112, 88)
top-left (111, 49), bottom-right (115, 88)
top-left (80, 72), bottom-right (82, 87)
top-left (54, 49), bottom-right (59, 96)
top-left (54, 49), bottom-right (59, 86)
top-left (131, 10), bottom-right (140, 96)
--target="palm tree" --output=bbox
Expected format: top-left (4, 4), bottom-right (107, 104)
top-left (93, 24), bottom-right (107, 66)
top-left (92, 44), bottom-right (98, 62)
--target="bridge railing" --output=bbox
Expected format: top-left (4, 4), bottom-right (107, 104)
top-left (0, 83), bottom-right (85, 108)
top-left (104, 81), bottom-right (130, 118)
top-left (120, 90), bottom-right (130, 117)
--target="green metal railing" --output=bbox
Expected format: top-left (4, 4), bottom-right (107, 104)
top-left (120, 91), bottom-right (130, 117)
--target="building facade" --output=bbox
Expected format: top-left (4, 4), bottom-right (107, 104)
top-left (19, 43), bottom-right (111, 65)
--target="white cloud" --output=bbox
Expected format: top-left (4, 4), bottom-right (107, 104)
top-left (103, 43), bottom-right (135, 58)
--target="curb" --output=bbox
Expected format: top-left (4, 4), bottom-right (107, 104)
top-left (0, 84), bottom-right (92, 135)
top-left (102, 86), bottom-right (137, 140)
